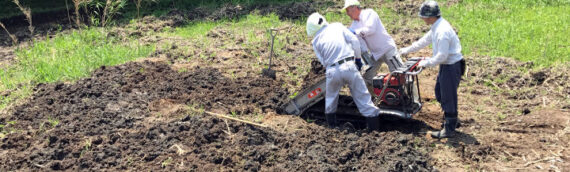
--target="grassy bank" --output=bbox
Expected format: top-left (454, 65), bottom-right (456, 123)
top-left (0, 28), bottom-right (154, 110)
top-left (445, 0), bottom-right (569, 66)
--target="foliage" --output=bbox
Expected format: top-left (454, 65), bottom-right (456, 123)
top-left (72, 0), bottom-right (91, 27)
top-left (82, 0), bottom-right (127, 27)
top-left (135, 0), bottom-right (158, 18)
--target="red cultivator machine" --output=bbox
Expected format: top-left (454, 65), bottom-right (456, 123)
top-left (284, 58), bottom-right (425, 121)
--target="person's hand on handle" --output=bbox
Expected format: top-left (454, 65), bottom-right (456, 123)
top-left (417, 57), bottom-right (428, 67)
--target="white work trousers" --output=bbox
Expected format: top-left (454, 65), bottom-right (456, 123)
top-left (325, 61), bottom-right (379, 117)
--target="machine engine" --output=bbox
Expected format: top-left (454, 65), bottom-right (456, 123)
top-left (369, 57), bottom-right (424, 115)
top-left (372, 74), bottom-right (406, 106)
top-left (283, 58), bottom-right (424, 120)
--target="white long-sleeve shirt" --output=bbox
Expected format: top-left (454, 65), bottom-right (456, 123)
top-left (349, 9), bottom-right (396, 60)
top-left (312, 23), bottom-right (361, 68)
top-left (400, 18), bottom-right (463, 67)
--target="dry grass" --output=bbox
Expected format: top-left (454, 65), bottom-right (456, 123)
top-left (102, 0), bottom-right (112, 27)
top-left (72, 0), bottom-right (92, 27)
top-left (65, 0), bottom-right (72, 25)
top-left (12, 0), bottom-right (34, 36)
top-left (0, 22), bottom-right (18, 45)
top-left (72, 0), bottom-right (81, 27)
top-left (101, 0), bottom-right (126, 27)
top-left (136, 0), bottom-right (142, 18)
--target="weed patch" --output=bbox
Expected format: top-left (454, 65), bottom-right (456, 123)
top-left (0, 28), bottom-right (154, 111)
top-left (445, 0), bottom-right (569, 66)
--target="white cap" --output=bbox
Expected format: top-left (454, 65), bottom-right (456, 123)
top-left (306, 12), bottom-right (328, 37)
top-left (342, 0), bottom-right (361, 12)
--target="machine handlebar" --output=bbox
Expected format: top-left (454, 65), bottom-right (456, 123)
top-left (390, 58), bottom-right (424, 76)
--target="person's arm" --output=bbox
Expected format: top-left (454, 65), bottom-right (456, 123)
top-left (343, 27), bottom-right (362, 59)
top-left (348, 22), bottom-right (357, 34)
top-left (348, 23), bottom-right (368, 53)
top-left (400, 30), bottom-right (432, 54)
top-left (423, 33), bottom-right (450, 67)
top-left (355, 11), bottom-right (378, 37)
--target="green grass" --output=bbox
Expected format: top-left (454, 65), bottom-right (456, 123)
top-left (0, 120), bottom-right (17, 138)
top-left (164, 13), bottom-right (290, 61)
top-left (445, 0), bottom-right (569, 66)
top-left (170, 21), bottom-right (219, 38)
top-left (169, 13), bottom-right (287, 39)
top-left (0, 27), bottom-right (154, 110)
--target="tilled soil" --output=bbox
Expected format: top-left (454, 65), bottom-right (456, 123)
top-left (2, 0), bottom-right (568, 171)
top-left (301, 59), bottom-right (325, 88)
top-left (0, 60), bottom-right (434, 171)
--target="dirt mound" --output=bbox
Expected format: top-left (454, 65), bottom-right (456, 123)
top-left (385, 0), bottom-right (461, 16)
top-left (9, 60), bottom-right (287, 119)
top-left (391, 0), bottom-right (423, 16)
top-left (138, 10), bottom-right (188, 31)
top-left (0, 60), bottom-right (434, 171)
top-left (107, 10), bottom-right (189, 40)
top-left (256, 2), bottom-right (320, 20)
top-left (191, 2), bottom-right (321, 21)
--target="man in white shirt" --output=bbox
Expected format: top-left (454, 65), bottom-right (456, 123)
top-left (399, 1), bottom-right (466, 138)
top-left (306, 12), bottom-right (380, 130)
top-left (342, 0), bottom-right (405, 89)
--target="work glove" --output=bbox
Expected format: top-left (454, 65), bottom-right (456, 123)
top-left (418, 58), bottom-right (428, 67)
top-left (355, 31), bottom-right (364, 38)
top-left (399, 47), bottom-right (410, 56)
top-left (355, 58), bottom-right (363, 71)
top-left (348, 28), bottom-right (356, 35)
top-left (349, 28), bottom-right (365, 37)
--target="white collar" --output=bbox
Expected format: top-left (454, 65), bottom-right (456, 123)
top-left (431, 17), bottom-right (444, 31)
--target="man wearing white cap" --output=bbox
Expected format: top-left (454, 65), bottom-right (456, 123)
top-left (306, 12), bottom-right (381, 130)
top-left (342, 0), bottom-right (404, 89)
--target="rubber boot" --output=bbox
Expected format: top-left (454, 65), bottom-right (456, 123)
top-left (431, 117), bottom-right (458, 138)
top-left (366, 116), bottom-right (380, 131)
top-left (440, 117), bottom-right (461, 128)
top-left (325, 113), bottom-right (337, 128)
